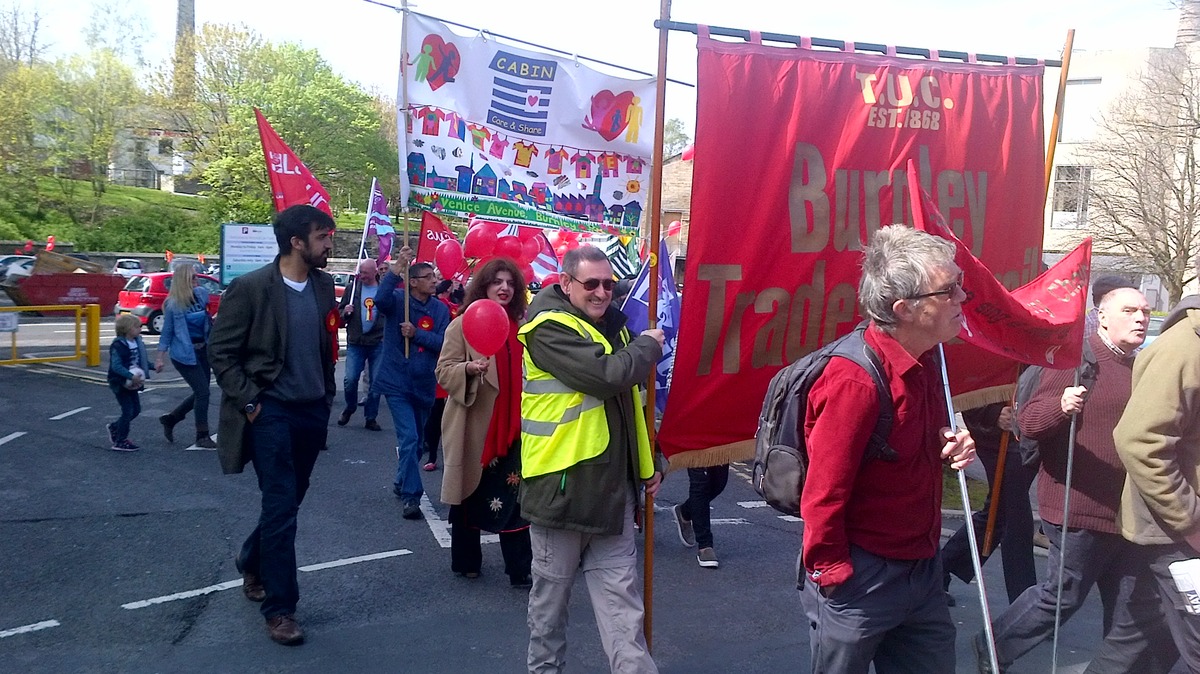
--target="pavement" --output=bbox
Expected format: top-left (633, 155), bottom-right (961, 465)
top-left (0, 350), bottom-right (1120, 673)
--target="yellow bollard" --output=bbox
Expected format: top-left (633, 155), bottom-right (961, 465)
top-left (86, 304), bottom-right (101, 367)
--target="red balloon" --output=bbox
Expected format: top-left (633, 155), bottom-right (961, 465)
top-left (461, 299), bottom-right (510, 356)
top-left (517, 227), bottom-right (541, 242)
top-left (565, 238), bottom-right (581, 251)
top-left (469, 218), bottom-right (506, 237)
top-left (493, 235), bottom-right (523, 260)
top-left (520, 262), bottom-right (536, 286)
top-left (519, 236), bottom-right (541, 263)
top-left (434, 239), bottom-right (464, 279)
top-left (554, 244), bottom-right (569, 260)
top-left (463, 225), bottom-right (497, 259)
top-left (546, 230), bottom-right (564, 248)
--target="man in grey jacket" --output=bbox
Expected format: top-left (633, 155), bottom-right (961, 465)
top-left (209, 205), bottom-right (337, 646)
top-left (337, 257), bottom-right (386, 431)
top-left (517, 245), bottom-right (664, 673)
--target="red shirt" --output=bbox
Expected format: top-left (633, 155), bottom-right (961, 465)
top-left (800, 324), bottom-right (947, 587)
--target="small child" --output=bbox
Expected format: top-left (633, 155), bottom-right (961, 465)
top-left (106, 314), bottom-right (151, 451)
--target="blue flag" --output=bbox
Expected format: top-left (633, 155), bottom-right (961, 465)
top-left (620, 239), bottom-right (680, 415)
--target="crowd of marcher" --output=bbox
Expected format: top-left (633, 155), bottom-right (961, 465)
top-left (99, 205), bottom-right (1199, 672)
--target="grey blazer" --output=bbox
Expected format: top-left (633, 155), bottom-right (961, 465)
top-left (208, 257), bottom-right (336, 474)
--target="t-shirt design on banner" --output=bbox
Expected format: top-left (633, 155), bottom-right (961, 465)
top-left (401, 14), bottom-right (654, 234)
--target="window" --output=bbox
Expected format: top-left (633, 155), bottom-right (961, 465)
top-left (1060, 78), bottom-right (1102, 144)
top-left (158, 138), bottom-right (174, 155)
top-left (1051, 165), bottom-right (1092, 229)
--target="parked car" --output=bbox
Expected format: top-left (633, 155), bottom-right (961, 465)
top-left (112, 258), bottom-right (144, 278)
top-left (1143, 315), bottom-right (1166, 347)
top-left (329, 271), bottom-right (353, 300)
top-left (114, 272), bottom-right (222, 334)
top-left (0, 255), bottom-right (34, 283)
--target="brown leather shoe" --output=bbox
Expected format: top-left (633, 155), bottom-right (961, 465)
top-left (241, 570), bottom-right (266, 602)
top-left (265, 614), bottom-right (304, 645)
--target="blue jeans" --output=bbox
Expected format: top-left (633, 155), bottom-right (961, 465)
top-left (680, 464), bottom-right (729, 549)
top-left (342, 342), bottom-right (383, 420)
top-left (109, 385), bottom-right (140, 441)
top-left (385, 392), bottom-right (430, 504)
top-left (238, 397), bottom-right (329, 619)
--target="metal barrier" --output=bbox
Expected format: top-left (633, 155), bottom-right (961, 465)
top-left (0, 304), bottom-right (101, 367)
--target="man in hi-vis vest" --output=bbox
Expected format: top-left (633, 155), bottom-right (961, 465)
top-left (517, 245), bottom-right (664, 673)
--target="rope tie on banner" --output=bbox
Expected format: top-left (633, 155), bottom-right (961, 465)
top-left (886, 45), bottom-right (897, 57)
top-left (928, 49), bottom-right (939, 60)
top-left (800, 36), bottom-right (812, 50)
top-left (968, 52), bottom-right (978, 64)
top-left (842, 40), bottom-right (855, 53)
top-left (748, 30), bottom-right (762, 44)
top-left (697, 24), bottom-right (710, 40)
top-left (1008, 56), bottom-right (1017, 65)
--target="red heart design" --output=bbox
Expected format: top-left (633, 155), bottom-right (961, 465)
top-left (581, 90), bottom-right (636, 142)
top-left (418, 34), bottom-right (461, 92)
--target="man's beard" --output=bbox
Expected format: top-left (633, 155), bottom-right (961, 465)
top-left (302, 247), bottom-right (328, 269)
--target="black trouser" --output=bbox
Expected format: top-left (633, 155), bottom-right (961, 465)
top-left (679, 464), bottom-right (729, 549)
top-left (991, 523), bottom-right (1178, 672)
top-left (941, 448), bottom-right (1037, 602)
top-left (448, 504), bottom-right (532, 579)
top-left (166, 345), bottom-right (212, 429)
top-left (110, 386), bottom-right (140, 441)
top-left (424, 397), bottom-right (446, 464)
top-left (237, 397), bottom-right (329, 619)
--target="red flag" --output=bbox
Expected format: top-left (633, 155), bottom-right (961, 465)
top-left (254, 108), bottom-right (332, 216)
top-left (416, 211), bottom-right (458, 263)
top-left (907, 160), bottom-right (1091, 369)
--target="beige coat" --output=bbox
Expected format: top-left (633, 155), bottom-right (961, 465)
top-left (435, 316), bottom-right (502, 505)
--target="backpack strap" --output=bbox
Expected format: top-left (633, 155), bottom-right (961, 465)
top-left (829, 323), bottom-right (898, 462)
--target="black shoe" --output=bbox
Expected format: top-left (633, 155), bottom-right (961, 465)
top-left (509, 574), bottom-right (532, 588)
top-left (402, 502), bottom-right (423, 520)
top-left (337, 410), bottom-right (352, 426)
top-left (159, 414), bottom-right (178, 443)
top-left (945, 591), bottom-right (956, 606)
top-left (364, 419), bottom-right (382, 432)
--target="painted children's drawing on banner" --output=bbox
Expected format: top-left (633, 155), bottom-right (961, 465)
top-left (401, 14), bottom-right (654, 235)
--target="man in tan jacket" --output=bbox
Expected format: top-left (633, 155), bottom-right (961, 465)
top-left (1114, 293), bottom-right (1200, 670)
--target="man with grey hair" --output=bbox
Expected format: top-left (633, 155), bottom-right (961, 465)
top-left (517, 244), bottom-right (664, 673)
top-left (799, 224), bottom-right (976, 673)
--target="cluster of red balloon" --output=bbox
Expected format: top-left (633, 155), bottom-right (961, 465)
top-left (433, 218), bottom-right (545, 286)
top-left (546, 228), bottom-right (582, 261)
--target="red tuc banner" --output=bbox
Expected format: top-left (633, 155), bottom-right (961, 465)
top-left (658, 37), bottom-right (1046, 467)
top-left (255, 108), bottom-right (332, 216)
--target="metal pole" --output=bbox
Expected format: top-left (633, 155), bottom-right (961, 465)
top-left (399, 0), bottom-right (411, 358)
top-left (938, 344), bottom-right (1000, 674)
top-left (1051, 368), bottom-right (1083, 673)
top-left (641, 0), bottom-right (672, 650)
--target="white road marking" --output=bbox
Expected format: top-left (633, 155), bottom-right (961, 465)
top-left (299, 549), bottom-right (411, 572)
top-left (0, 432), bottom-right (27, 446)
top-left (183, 434), bottom-right (217, 451)
top-left (711, 518), bottom-right (751, 525)
top-left (778, 515), bottom-right (802, 523)
top-left (123, 548), bottom-right (413, 610)
top-left (421, 494), bottom-right (498, 549)
top-left (0, 619), bottom-right (61, 639)
top-left (49, 407), bottom-right (90, 420)
top-left (737, 500), bottom-right (769, 508)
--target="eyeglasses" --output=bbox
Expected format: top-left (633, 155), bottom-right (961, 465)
top-left (908, 277), bottom-right (964, 301)
top-left (567, 274), bottom-right (615, 292)
top-left (411, 273), bottom-right (436, 280)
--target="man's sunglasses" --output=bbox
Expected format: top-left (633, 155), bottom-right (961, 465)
top-left (568, 274), bottom-right (615, 292)
top-left (907, 278), bottom-right (964, 301)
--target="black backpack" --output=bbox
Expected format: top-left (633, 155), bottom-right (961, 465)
top-left (1012, 339), bottom-right (1098, 468)
top-left (752, 322), bottom-right (898, 516)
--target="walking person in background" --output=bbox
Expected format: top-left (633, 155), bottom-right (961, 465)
top-left (337, 258), bottom-right (386, 432)
top-left (674, 464), bottom-right (730, 569)
top-left (156, 261), bottom-right (217, 448)
top-left (106, 313), bottom-right (151, 452)
top-left (374, 249), bottom-right (450, 520)
top-left (436, 258), bottom-right (533, 586)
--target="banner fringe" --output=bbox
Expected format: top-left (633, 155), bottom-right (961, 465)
top-left (952, 384), bottom-right (1015, 411)
top-left (666, 440), bottom-right (755, 472)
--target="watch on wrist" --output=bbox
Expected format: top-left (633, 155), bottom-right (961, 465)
top-left (243, 401), bottom-right (258, 414)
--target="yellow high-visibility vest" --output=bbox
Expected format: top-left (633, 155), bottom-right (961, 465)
top-left (517, 311), bottom-right (653, 480)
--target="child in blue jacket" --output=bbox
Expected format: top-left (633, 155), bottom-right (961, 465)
top-left (106, 313), bottom-right (152, 451)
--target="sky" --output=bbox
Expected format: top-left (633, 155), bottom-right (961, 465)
top-left (27, 0), bottom-right (1184, 133)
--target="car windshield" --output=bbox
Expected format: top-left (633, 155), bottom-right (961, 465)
top-left (117, 261), bottom-right (140, 269)
top-left (1147, 316), bottom-right (1164, 336)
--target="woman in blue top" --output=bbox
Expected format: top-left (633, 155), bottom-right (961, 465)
top-left (155, 262), bottom-right (217, 448)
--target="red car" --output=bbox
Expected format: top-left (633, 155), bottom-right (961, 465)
top-left (115, 272), bottom-right (222, 335)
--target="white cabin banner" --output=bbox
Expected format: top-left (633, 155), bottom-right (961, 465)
top-left (400, 14), bottom-right (655, 235)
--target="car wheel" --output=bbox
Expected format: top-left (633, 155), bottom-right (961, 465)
top-left (148, 311), bottom-right (164, 335)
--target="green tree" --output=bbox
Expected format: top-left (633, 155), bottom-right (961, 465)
top-left (153, 24), bottom-right (398, 224)
top-left (663, 117), bottom-right (690, 157)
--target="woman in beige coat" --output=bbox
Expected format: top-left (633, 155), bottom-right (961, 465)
top-left (435, 257), bottom-right (532, 586)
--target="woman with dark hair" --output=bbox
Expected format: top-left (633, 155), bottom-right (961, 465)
top-left (435, 257), bottom-right (532, 586)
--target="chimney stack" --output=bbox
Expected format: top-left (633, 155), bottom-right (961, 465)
top-left (173, 0), bottom-right (195, 100)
